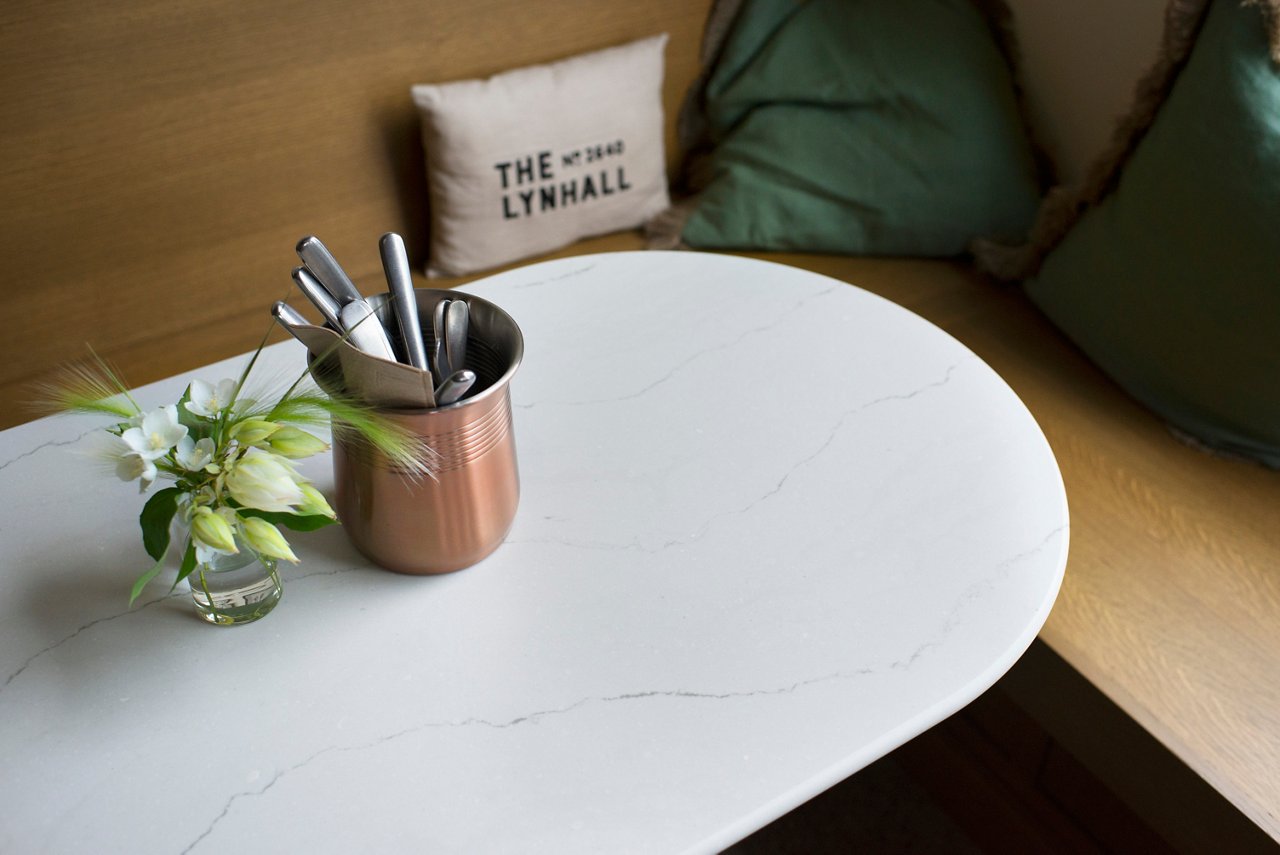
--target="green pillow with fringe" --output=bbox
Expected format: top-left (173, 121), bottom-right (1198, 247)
top-left (679, 0), bottom-right (1040, 257)
top-left (1025, 0), bottom-right (1280, 467)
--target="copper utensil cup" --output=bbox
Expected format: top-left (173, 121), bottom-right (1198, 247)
top-left (331, 289), bottom-right (523, 574)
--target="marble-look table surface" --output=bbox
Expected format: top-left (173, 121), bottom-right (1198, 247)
top-left (0, 251), bottom-right (1067, 853)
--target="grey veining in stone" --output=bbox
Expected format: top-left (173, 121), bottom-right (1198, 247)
top-left (0, 252), bottom-right (1067, 855)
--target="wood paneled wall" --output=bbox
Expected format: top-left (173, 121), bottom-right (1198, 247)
top-left (0, 0), bottom-right (711, 426)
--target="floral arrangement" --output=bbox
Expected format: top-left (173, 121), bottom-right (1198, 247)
top-left (42, 342), bottom-right (431, 605)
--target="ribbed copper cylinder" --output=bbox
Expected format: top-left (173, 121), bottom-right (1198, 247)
top-left (331, 289), bottom-right (523, 574)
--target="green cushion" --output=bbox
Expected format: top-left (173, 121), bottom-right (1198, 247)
top-left (681, 0), bottom-right (1040, 256)
top-left (1027, 0), bottom-right (1280, 467)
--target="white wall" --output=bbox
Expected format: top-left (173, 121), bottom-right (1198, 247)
top-left (1004, 0), bottom-right (1169, 184)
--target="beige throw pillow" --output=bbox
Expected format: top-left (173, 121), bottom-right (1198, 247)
top-left (411, 34), bottom-right (671, 277)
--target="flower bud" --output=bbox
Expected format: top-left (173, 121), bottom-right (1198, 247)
top-left (190, 506), bottom-right (238, 555)
top-left (239, 516), bottom-right (298, 563)
top-left (228, 419), bottom-right (281, 446)
top-left (297, 483), bottom-right (336, 518)
top-left (265, 426), bottom-right (329, 459)
top-left (224, 448), bottom-right (304, 512)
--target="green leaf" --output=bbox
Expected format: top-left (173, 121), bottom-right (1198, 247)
top-left (238, 508), bottom-right (339, 532)
top-left (129, 555), bottom-right (167, 606)
top-left (139, 486), bottom-right (183, 561)
top-left (171, 540), bottom-right (198, 589)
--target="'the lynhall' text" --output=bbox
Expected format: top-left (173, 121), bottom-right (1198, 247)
top-left (493, 142), bottom-right (631, 220)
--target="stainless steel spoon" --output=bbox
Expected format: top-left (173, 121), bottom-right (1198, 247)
top-left (434, 369), bottom-right (476, 406)
top-left (444, 299), bottom-right (469, 375)
top-left (432, 298), bottom-right (452, 381)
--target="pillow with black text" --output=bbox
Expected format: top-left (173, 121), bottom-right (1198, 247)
top-left (411, 34), bottom-right (670, 277)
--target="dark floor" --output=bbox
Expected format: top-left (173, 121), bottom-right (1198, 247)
top-left (727, 644), bottom-right (1278, 854)
top-left (727, 749), bottom-right (982, 855)
top-left (729, 685), bottom-right (1172, 854)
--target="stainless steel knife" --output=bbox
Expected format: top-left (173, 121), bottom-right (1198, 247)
top-left (378, 232), bottom-right (429, 370)
top-left (339, 299), bottom-right (398, 361)
top-left (291, 265), bottom-right (343, 329)
top-left (271, 300), bottom-right (311, 329)
top-left (296, 235), bottom-right (363, 305)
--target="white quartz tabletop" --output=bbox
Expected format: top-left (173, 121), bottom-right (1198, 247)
top-left (0, 251), bottom-right (1067, 854)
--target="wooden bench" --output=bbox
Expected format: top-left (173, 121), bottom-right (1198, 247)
top-left (2, 0), bottom-right (1277, 847)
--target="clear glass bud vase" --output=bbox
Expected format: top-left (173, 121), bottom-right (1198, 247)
top-left (184, 533), bottom-right (283, 626)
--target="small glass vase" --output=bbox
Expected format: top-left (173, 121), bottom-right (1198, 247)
top-left (181, 533), bottom-right (283, 626)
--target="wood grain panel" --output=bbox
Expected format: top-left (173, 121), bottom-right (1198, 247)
top-left (0, 0), bottom-right (710, 426)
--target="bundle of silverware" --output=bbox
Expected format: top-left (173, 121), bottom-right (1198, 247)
top-left (271, 233), bottom-right (475, 407)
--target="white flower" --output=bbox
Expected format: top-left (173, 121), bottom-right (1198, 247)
top-left (120, 405), bottom-right (188, 460)
top-left (175, 436), bottom-right (216, 471)
top-left (185, 378), bottom-right (238, 419)
top-left (114, 448), bottom-right (158, 488)
top-left (98, 432), bottom-right (159, 490)
top-left (223, 448), bottom-right (305, 512)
